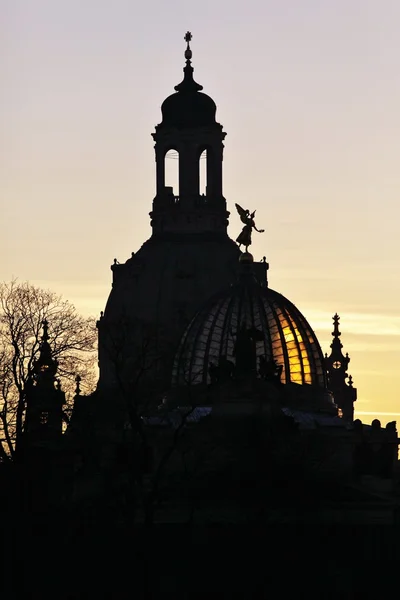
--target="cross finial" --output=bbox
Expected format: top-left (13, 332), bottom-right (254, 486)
top-left (184, 31), bottom-right (192, 43)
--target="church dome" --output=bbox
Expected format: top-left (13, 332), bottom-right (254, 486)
top-left (161, 90), bottom-right (216, 129)
top-left (172, 262), bottom-right (327, 389)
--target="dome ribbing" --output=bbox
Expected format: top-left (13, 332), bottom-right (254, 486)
top-left (172, 271), bottom-right (327, 390)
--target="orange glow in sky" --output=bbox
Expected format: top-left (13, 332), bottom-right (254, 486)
top-left (2, 1), bottom-right (400, 424)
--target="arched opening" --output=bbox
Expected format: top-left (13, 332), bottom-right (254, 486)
top-left (164, 149), bottom-right (179, 196)
top-left (199, 150), bottom-right (207, 196)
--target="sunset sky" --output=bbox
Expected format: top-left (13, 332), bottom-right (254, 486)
top-left (2, 1), bottom-right (400, 423)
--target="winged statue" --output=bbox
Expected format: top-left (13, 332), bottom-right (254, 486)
top-left (235, 204), bottom-right (265, 252)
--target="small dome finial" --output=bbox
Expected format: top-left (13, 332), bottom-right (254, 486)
top-left (184, 31), bottom-right (193, 61)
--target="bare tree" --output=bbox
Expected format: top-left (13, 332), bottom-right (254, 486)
top-left (0, 280), bottom-right (97, 461)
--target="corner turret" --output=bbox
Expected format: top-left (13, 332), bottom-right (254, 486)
top-left (325, 314), bottom-right (357, 421)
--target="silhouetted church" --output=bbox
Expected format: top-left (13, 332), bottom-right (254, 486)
top-left (94, 33), bottom-right (358, 418)
top-left (23, 33), bottom-right (399, 525)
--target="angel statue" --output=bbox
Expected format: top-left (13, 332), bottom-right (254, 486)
top-left (235, 204), bottom-right (265, 252)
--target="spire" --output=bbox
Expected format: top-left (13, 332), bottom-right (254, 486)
top-left (34, 319), bottom-right (58, 384)
top-left (326, 313), bottom-right (350, 370)
top-left (42, 318), bottom-right (49, 342)
top-left (330, 312), bottom-right (344, 355)
top-left (332, 312), bottom-right (340, 337)
top-left (174, 31), bottom-right (203, 93)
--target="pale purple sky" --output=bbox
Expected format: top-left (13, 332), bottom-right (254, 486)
top-left (2, 1), bottom-right (400, 419)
